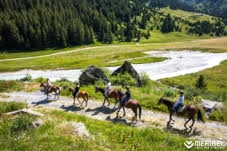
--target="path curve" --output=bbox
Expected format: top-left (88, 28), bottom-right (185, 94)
top-left (1, 91), bottom-right (227, 145)
top-left (0, 44), bottom-right (141, 62)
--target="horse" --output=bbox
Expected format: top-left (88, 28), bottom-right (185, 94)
top-left (69, 87), bottom-right (89, 106)
top-left (40, 83), bottom-right (61, 100)
top-left (95, 86), bottom-right (121, 107)
top-left (116, 90), bottom-right (142, 122)
top-left (158, 97), bottom-right (204, 129)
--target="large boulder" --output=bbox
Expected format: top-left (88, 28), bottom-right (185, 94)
top-left (111, 61), bottom-right (142, 87)
top-left (79, 65), bottom-right (108, 85)
top-left (68, 122), bottom-right (90, 138)
top-left (201, 99), bottom-right (224, 113)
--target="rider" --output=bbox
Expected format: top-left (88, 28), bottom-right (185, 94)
top-left (104, 80), bottom-right (112, 98)
top-left (172, 91), bottom-right (184, 112)
top-left (45, 78), bottom-right (52, 93)
top-left (120, 86), bottom-right (131, 106)
top-left (74, 82), bottom-right (80, 97)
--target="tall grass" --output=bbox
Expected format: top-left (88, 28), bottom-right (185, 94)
top-left (0, 101), bottom-right (27, 113)
top-left (0, 109), bottom-right (190, 151)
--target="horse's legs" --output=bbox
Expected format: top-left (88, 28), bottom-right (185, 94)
top-left (184, 118), bottom-right (191, 129)
top-left (116, 106), bottom-right (121, 118)
top-left (73, 96), bottom-right (76, 105)
top-left (190, 118), bottom-right (195, 129)
top-left (107, 98), bottom-right (110, 106)
top-left (103, 98), bottom-right (106, 106)
top-left (122, 107), bottom-right (126, 117)
top-left (134, 108), bottom-right (137, 122)
top-left (77, 97), bottom-right (81, 104)
top-left (114, 97), bottom-right (118, 108)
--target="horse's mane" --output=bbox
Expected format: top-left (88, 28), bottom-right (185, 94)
top-left (161, 98), bottom-right (175, 107)
top-left (95, 86), bottom-right (105, 92)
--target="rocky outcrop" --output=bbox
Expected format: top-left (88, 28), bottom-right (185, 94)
top-left (6, 108), bottom-right (44, 117)
top-left (68, 122), bottom-right (90, 138)
top-left (201, 99), bottom-right (224, 113)
top-left (111, 61), bottom-right (142, 87)
top-left (32, 118), bottom-right (43, 128)
top-left (79, 65), bottom-right (108, 85)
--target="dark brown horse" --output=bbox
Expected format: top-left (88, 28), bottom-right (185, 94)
top-left (116, 91), bottom-right (142, 122)
top-left (158, 97), bottom-right (204, 129)
top-left (95, 87), bottom-right (121, 107)
top-left (69, 87), bottom-right (89, 106)
top-left (40, 83), bottom-right (61, 100)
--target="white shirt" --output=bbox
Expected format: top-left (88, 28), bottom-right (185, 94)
top-left (106, 82), bottom-right (112, 90)
top-left (177, 96), bottom-right (184, 104)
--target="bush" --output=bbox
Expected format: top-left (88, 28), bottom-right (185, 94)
top-left (196, 75), bottom-right (207, 89)
top-left (10, 115), bottom-right (33, 134)
top-left (0, 80), bottom-right (23, 92)
top-left (164, 90), bottom-right (176, 98)
top-left (110, 72), bottom-right (137, 87)
top-left (184, 87), bottom-right (200, 101)
top-left (20, 74), bottom-right (32, 82)
top-left (140, 72), bottom-right (151, 87)
top-left (34, 77), bottom-right (46, 83)
top-left (209, 109), bottom-right (225, 122)
top-left (0, 101), bottom-right (27, 113)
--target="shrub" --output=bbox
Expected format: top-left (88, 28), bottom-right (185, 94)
top-left (110, 72), bottom-right (137, 87)
top-left (0, 80), bottom-right (23, 92)
top-left (10, 115), bottom-right (33, 134)
top-left (184, 87), bottom-right (200, 101)
top-left (163, 90), bottom-right (176, 98)
top-left (196, 75), bottom-right (207, 89)
top-left (20, 74), bottom-right (32, 82)
top-left (0, 101), bottom-right (27, 113)
top-left (34, 77), bottom-right (46, 83)
top-left (140, 72), bottom-right (151, 87)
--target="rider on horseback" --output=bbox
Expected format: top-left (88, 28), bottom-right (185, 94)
top-left (45, 78), bottom-right (52, 93)
top-left (104, 80), bottom-right (112, 98)
top-left (120, 86), bottom-right (131, 106)
top-left (172, 91), bottom-right (184, 112)
top-left (74, 82), bottom-right (80, 97)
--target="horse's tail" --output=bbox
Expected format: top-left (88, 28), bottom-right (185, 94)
top-left (85, 93), bottom-right (89, 101)
top-left (138, 104), bottom-right (142, 120)
top-left (197, 109), bottom-right (205, 122)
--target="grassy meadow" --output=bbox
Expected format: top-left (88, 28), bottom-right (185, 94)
top-left (0, 36), bottom-right (226, 72)
top-left (0, 101), bottom-right (195, 151)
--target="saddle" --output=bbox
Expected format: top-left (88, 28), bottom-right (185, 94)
top-left (125, 99), bottom-right (137, 106)
top-left (177, 105), bottom-right (185, 112)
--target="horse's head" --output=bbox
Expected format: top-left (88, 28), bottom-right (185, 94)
top-left (158, 97), bottom-right (164, 105)
top-left (95, 86), bottom-right (98, 93)
top-left (40, 83), bottom-right (44, 87)
top-left (69, 87), bottom-right (74, 92)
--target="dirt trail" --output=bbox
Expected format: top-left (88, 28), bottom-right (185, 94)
top-left (1, 91), bottom-right (227, 145)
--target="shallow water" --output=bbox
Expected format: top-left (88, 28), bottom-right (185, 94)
top-left (1, 50), bottom-right (227, 81)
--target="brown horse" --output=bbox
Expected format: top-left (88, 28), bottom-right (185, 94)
top-left (69, 87), bottom-right (89, 106)
top-left (95, 87), bottom-right (121, 107)
top-left (40, 83), bottom-right (61, 100)
top-left (158, 97), bottom-right (204, 129)
top-left (116, 91), bottom-right (142, 122)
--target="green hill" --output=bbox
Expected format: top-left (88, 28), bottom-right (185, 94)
top-left (0, 0), bottom-right (226, 51)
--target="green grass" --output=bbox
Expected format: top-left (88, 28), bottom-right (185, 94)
top-left (1, 34), bottom-right (225, 72)
top-left (0, 107), bottom-right (193, 151)
top-left (0, 80), bottom-right (23, 92)
top-left (0, 101), bottom-right (27, 113)
top-left (161, 60), bottom-right (227, 102)
top-left (159, 7), bottom-right (217, 23)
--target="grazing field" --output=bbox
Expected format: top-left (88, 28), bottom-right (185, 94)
top-left (0, 36), bottom-right (227, 72)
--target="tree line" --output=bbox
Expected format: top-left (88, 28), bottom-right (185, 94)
top-left (0, 0), bottom-right (226, 51)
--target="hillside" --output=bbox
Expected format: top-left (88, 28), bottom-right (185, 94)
top-left (0, 0), bottom-right (226, 51)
